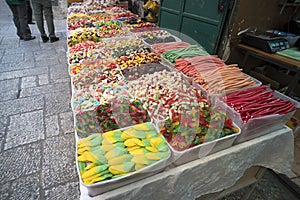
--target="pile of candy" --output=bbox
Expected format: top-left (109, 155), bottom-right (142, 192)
top-left (72, 68), bottom-right (124, 90)
top-left (221, 86), bottom-right (298, 123)
top-left (66, 2), bottom-right (298, 188)
top-left (116, 52), bottom-right (161, 69)
top-left (193, 65), bottom-right (257, 94)
top-left (75, 98), bottom-right (151, 138)
top-left (152, 42), bottom-right (190, 54)
top-left (160, 106), bottom-right (239, 151)
top-left (126, 70), bottom-right (189, 98)
top-left (121, 63), bottom-right (171, 81)
top-left (163, 45), bottom-right (209, 64)
top-left (77, 124), bottom-right (170, 184)
top-left (69, 59), bottom-right (117, 76)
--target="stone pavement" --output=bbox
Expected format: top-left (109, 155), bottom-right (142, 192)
top-left (0, 0), bottom-right (80, 199)
top-left (0, 0), bottom-right (300, 199)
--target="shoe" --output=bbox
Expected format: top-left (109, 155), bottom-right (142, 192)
top-left (19, 36), bottom-right (24, 40)
top-left (28, 22), bottom-right (35, 25)
top-left (23, 36), bottom-right (36, 41)
top-left (41, 35), bottom-right (49, 43)
top-left (50, 37), bottom-right (59, 43)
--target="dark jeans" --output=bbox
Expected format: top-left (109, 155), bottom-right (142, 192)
top-left (31, 0), bottom-right (56, 37)
top-left (25, 0), bottom-right (33, 23)
top-left (7, 3), bottom-right (32, 39)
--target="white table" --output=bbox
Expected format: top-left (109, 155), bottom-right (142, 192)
top-left (80, 126), bottom-right (294, 200)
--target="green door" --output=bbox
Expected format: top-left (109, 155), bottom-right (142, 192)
top-left (159, 0), bottom-right (231, 54)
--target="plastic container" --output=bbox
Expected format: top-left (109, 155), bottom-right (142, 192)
top-left (192, 73), bottom-right (262, 104)
top-left (74, 97), bottom-right (152, 139)
top-left (121, 62), bottom-right (172, 81)
top-left (142, 35), bottom-right (182, 47)
top-left (76, 123), bottom-right (171, 196)
top-left (167, 122), bottom-right (241, 166)
top-left (217, 90), bottom-right (300, 144)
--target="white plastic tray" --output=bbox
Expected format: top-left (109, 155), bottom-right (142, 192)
top-left (167, 122), bottom-right (241, 166)
top-left (76, 123), bottom-right (171, 197)
top-left (192, 73), bottom-right (262, 104)
top-left (217, 89), bottom-right (300, 144)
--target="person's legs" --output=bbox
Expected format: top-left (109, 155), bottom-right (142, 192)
top-left (16, 3), bottom-right (34, 40)
top-left (42, 1), bottom-right (55, 37)
top-left (25, 0), bottom-right (34, 24)
top-left (7, 4), bottom-right (22, 38)
top-left (31, 1), bottom-right (46, 37)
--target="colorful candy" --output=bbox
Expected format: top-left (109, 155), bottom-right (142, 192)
top-left (126, 70), bottom-right (190, 98)
top-left (77, 124), bottom-right (169, 184)
top-left (116, 52), bottom-right (161, 69)
top-left (69, 59), bottom-right (117, 76)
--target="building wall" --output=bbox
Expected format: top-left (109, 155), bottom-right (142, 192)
top-left (219, 0), bottom-right (298, 65)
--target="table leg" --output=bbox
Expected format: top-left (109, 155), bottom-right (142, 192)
top-left (286, 71), bottom-right (300, 96)
top-left (242, 51), bottom-right (251, 73)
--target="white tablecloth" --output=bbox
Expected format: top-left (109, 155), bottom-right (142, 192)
top-left (80, 126), bottom-right (294, 200)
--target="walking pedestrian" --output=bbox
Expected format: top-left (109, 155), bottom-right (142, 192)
top-left (25, 0), bottom-right (35, 24)
top-left (31, 0), bottom-right (59, 43)
top-left (5, 0), bottom-right (36, 41)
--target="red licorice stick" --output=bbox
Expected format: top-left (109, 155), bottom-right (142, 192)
top-left (224, 86), bottom-right (297, 122)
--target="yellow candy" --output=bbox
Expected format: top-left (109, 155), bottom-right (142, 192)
top-left (150, 137), bottom-right (164, 148)
top-left (129, 148), bottom-right (149, 155)
top-left (124, 138), bottom-right (144, 147)
top-left (135, 163), bottom-right (146, 171)
top-left (127, 146), bottom-right (141, 152)
top-left (108, 154), bottom-right (133, 166)
top-left (145, 146), bottom-right (158, 152)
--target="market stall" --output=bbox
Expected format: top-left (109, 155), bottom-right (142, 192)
top-left (66, 1), bottom-right (299, 199)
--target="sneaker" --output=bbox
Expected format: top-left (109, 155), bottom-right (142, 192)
top-left (50, 37), bottom-right (59, 43)
top-left (41, 35), bottom-right (49, 43)
top-left (23, 36), bottom-right (36, 41)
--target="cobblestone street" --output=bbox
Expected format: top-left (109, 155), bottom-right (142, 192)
top-left (0, 0), bottom-right (80, 199)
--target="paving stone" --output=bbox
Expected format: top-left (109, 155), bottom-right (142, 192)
top-left (38, 74), bottom-right (49, 85)
top-left (0, 182), bottom-right (10, 200)
top-left (19, 39), bottom-right (40, 49)
top-left (42, 134), bottom-right (78, 189)
top-left (0, 117), bottom-right (7, 133)
top-left (49, 65), bottom-right (69, 80)
top-left (0, 142), bottom-right (41, 184)
top-left (0, 61), bottom-right (35, 73)
top-left (20, 82), bottom-right (70, 97)
top-left (0, 117), bottom-right (7, 152)
top-left (51, 78), bottom-right (70, 84)
top-left (0, 36), bottom-right (19, 46)
top-left (0, 78), bottom-right (19, 101)
top-left (24, 51), bottom-right (35, 62)
top-left (252, 170), bottom-right (300, 200)
top-left (45, 182), bottom-right (80, 200)
top-left (34, 49), bottom-right (57, 62)
top-left (1, 53), bottom-right (24, 63)
top-left (5, 110), bottom-right (44, 150)
top-left (0, 96), bottom-right (44, 117)
top-left (45, 115), bottom-right (59, 137)
top-left (21, 76), bottom-right (37, 89)
top-left (45, 91), bottom-right (71, 116)
top-left (10, 174), bottom-right (40, 200)
top-left (0, 67), bottom-right (48, 81)
top-left (36, 57), bottom-right (60, 68)
top-left (59, 112), bottom-right (74, 134)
